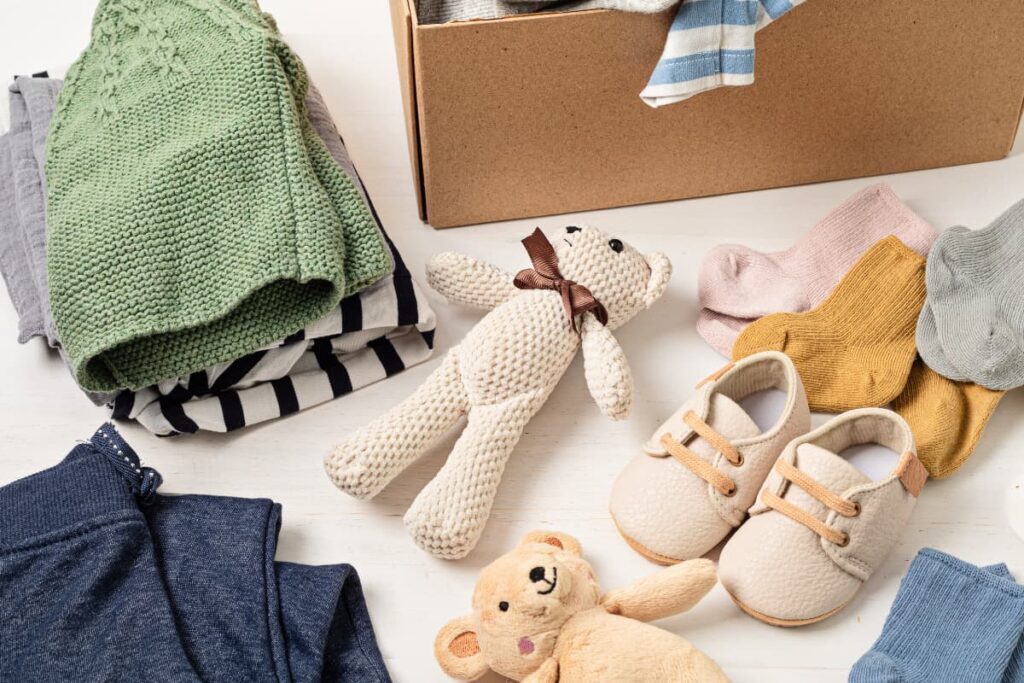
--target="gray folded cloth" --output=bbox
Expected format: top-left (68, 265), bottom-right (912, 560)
top-left (1, 76), bottom-right (60, 347)
top-left (0, 135), bottom-right (42, 343)
top-left (0, 77), bottom-right (119, 405)
top-left (417, 0), bottom-right (676, 25)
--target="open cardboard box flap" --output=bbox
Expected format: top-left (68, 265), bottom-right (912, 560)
top-left (391, 0), bottom-right (1024, 228)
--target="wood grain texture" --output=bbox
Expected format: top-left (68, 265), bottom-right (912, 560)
top-left (1, 2), bottom-right (1024, 681)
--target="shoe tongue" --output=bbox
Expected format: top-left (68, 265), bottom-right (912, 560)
top-left (706, 393), bottom-right (761, 440)
top-left (685, 393), bottom-right (761, 459)
top-left (646, 392), bottom-right (760, 455)
top-left (793, 443), bottom-right (872, 494)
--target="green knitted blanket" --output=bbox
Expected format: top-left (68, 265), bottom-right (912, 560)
top-left (46, 0), bottom-right (391, 392)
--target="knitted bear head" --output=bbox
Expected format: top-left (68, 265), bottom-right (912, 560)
top-left (553, 225), bottom-right (672, 329)
top-left (434, 532), bottom-right (599, 681)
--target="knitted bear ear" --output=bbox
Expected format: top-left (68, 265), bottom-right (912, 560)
top-left (435, 616), bottom-right (488, 680)
top-left (519, 531), bottom-right (583, 556)
top-left (642, 252), bottom-right (672, 309)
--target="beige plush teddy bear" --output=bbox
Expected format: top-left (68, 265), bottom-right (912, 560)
top-left (325, 226), bottom-right (671, 559)
top-left (435, 531), bottom-right (728, 682)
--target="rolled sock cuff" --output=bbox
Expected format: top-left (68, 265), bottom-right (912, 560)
top-left (915, 548), bottom-right (1024, 598)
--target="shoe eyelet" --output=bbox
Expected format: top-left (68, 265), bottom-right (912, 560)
top-left (840, 501), bottom-right (861, 518)
top-left (836, 533), bottom-right (850, 548)
top-left (733, 454), bottom-right (744, 467)
top-left (722, 484), bottom-right (737, 498)
top-left (839, 499), bottom-right (864, 516)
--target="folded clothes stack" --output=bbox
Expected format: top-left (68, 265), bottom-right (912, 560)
top-left (0, 424), bottom-right (391, 682)
top-left (0, 0), bottom-right (435, 435)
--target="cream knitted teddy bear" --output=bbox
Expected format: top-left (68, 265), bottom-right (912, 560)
top-left (324, 226), bottom-right (671, 559)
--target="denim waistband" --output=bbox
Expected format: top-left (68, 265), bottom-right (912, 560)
top-left (0, 424), bottom-right (162, 550)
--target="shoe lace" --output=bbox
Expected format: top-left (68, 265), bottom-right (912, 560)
top-left (761, 459), bottom-right (860, 547)
top-left (660, 411), bottom-right (743, 497)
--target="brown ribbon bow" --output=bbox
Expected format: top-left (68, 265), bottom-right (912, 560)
top-left (513, 228), bottom-right (609, 333)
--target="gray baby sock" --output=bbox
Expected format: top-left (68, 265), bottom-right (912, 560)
top-left (923, 199), bottom-right (1024, 391)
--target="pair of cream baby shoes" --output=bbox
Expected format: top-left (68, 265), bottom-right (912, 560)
top-left (611, 351), bottom-right (928, 626)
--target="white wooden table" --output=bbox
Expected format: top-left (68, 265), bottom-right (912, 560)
top-left (3, 3), bottom-right (1024, 681)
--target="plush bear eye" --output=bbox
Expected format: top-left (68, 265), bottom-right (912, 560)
top-left (608, 239), bottom-right (624, 253)
top-left (498, 601), bottom-right (510, 612)
top-left (565, 226), bottom-right (581, 233)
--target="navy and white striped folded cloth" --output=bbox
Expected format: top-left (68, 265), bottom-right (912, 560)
top-left (641, 0), bottom-right (807, 107)
top-left (114, 234), bottom-right (436, 436)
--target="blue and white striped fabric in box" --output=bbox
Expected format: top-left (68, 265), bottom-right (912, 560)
top-left (641, 0), bottom-right (807, 107)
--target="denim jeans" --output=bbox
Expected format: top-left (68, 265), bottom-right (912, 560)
top-left (0, 424), bottom-right (391, 682)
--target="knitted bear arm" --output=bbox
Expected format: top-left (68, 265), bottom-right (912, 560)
top-left (426, 252), bottom-right (517, 311)
top-left (581, 314), bottom-right (632, 421)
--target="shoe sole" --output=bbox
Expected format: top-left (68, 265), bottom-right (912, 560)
top-left (725, 587), bottom-right (850, 627)
top-left (611, 514), bottom-right (687, 566)
top-left (614, 516), bottom-right (851, 627)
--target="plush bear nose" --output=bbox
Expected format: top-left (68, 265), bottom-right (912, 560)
top-left (529, 567), bottom-right (546, 583)
top-left (565, 226), bottom-right (581, 233)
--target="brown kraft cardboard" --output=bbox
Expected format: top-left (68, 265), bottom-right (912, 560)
top-left (391, 0), bottom-right (1024, 228)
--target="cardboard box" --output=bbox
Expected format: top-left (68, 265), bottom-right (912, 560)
top-left (391, 0), bottom-right (1024, 228)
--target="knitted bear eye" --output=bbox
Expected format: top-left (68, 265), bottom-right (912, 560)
top-left (499, 601), bottom-right (510, 612)
top-left (566, 226), bottom-right (581, 233)
top-left (608, 239), bottom-right (624, 253)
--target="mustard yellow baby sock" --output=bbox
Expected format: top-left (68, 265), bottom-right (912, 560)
top-left (893, 359), bottom-right (1005, 478)
top-left (732, 236), bottom-right (925, 412)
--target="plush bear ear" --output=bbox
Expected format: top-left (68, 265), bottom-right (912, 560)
top-left (435, 616), bottom-right (489, 681)
top-left (518, 530), bottom-right (583, 556)
top-left (642, 252), bottom-right (672, 309)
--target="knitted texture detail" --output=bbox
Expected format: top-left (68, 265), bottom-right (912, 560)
top-left (731, 236), bottom-right (926, 412)
top-left (892, 359), bottom-right (1005, 479)
top-left (696, 184), bottom-right (937, 356)
top-left (918, 198), bottom-right (1024, 391)
top-left (45, 0), bottom-right (391, 392)
top-left (850, 549), bottom-right (1024, 683)
top-left (325, 226), bottom-right (672, 559)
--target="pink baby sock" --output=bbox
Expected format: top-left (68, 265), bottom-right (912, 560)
top-left (697, 184), bottom-right (938, 356)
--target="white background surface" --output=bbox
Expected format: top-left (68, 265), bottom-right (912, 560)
top-left (3, 2), bottom-right (1024, 681)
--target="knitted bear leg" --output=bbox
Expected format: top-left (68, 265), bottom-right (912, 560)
top-left (405, 390), bottom-right (545, 560)
top-left (325, 352), bottom-right (468, 500)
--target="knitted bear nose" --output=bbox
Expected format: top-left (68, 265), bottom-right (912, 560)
top-left (529, 567), bottom-right (546, 583)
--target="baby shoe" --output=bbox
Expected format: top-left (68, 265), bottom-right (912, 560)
top-left (610, 351), bottom-right (810, 564)
top-left (719, 408), bottom-right (927, 627)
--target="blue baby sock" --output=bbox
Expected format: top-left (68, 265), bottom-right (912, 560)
top-left (850, 549), bottom-right (1024, 683)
